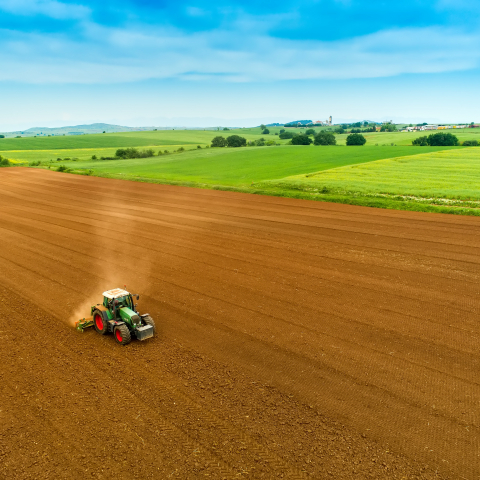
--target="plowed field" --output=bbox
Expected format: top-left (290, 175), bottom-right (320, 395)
top-left (1, 168), bottom-right (479, 479)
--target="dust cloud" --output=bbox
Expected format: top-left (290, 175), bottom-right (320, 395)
top-left (68, 180), bottom-right (156, 327)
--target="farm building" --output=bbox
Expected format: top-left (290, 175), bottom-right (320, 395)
top-left (313, 116), bottom-right (333, 126)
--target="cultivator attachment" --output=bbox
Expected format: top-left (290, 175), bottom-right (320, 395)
top-left (75, 316), bottom-right (93, 332)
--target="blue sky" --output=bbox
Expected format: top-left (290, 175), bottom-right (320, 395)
top-left (1, 0), bottom-right (480, 130)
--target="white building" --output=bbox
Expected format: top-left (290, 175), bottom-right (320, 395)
top-left (313, 116), bottom-right (333, 126)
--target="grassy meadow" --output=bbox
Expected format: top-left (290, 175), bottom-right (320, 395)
top-left (0, 129), bottom-right (244, 152)
top-left (2, 126), bottom-right (480, 156)
top-left (2, 127), bottom-right (480, 215)
top-left (334, 127), bottom-right (480, 146)
top-left (55, 145), bottom-right (442, 187)
top-left (260, 148), bottom-right (480, 206)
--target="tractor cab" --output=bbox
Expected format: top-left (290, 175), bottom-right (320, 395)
top-left (103, 288), bottom-right (132, 309)
top-left (101, 288), bottom-right (143, 327)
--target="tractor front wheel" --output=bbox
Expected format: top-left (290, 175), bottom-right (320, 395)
top-left (142, 315), bottom-right (156, 335)
top-left (114, 325), bottom-right (131, 345)
top-left (93, 311), bottom-right (108, 335)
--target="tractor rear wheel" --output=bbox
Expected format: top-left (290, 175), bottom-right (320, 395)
top-left (142, 315), bottom-right (156, 335)
top-left (93, 310), bottom-right (108, 335)
top-left (114, 325), bottom-right (131, 345)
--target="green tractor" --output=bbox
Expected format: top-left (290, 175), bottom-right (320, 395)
top-left (75, 288), bottom-right (155, 345)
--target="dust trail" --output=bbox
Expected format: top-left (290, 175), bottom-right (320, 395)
top-left (69, 296), bottom-right (98, 327)
top-left (68, 177), bottom-right (155, 327)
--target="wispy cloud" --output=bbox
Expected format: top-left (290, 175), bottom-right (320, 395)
top-left (0, 21), bottom-right (479, 84)
top-left (0, 2), bottom-right (479, 85)
top-left (0, 0), bottom-right (90, 20)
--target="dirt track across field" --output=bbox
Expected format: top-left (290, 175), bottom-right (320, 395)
top-left (0, 168), bottom-right (479, 479)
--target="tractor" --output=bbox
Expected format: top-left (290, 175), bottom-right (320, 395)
top-left (75, 288), bottom-right (155, 345)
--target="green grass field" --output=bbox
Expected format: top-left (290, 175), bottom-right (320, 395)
top-left (3, 127), bottom-right (480, 216)
top-left (2, 126), bottom-right (479, 155)
top-left (258, 148), bottom-right (480, 214)
top-left (60, 145), bottom-right (444, 187)
top-left (0, 129), bottom-right (268, 152)
top-left (263, 148), bottom-right (480, 198)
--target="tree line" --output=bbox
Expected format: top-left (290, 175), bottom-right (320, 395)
top-left (412, 132), bottom-right (478, 146)
top-left (211, 131), bottom-right (367, 147)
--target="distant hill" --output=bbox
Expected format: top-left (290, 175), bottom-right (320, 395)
top-left (284, 120), bottom-right (313, 126)
top-left (0, 122), bottom-right (243, 138)
top-left (0, 123), bottom-right (160, 138)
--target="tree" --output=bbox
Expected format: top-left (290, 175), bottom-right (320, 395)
top-left (425, 132), bottom-right (459, 146)
top-left (262, 128), bottom-right (270, 135)
top-left (279, 131), bottom-right (294, 139)
top-left (116, 147), bottom-right (153, 158)
top-left (211, 136), bottom-right (227, 147)
top-left (223, 127), bottom-right (230, 131)
top-left (463, 140), bottom-right (479, 146)
top-left (226, 135), bottom-right (247, 147)
top-left (260, 124), bottom-right (266, 131)
top-left (0, 135), bottom-right (4, 139)
top-left (314, 132), bottom-right (336, 146)
top-left (346, 133), bottom-right (366, 146)
top-left (305, 128), bottom-right (315, 136)
top-left (412, 136), bottom-right (428, 146)
top-left (335, 127), bottom-right (345, 134)
top-left (363, 121), bottom-right (368, 126)
top-left (279, 128), bottom-right (285, 134)
top-left (291, 134), bottom-right (313, 145)
top-left (380, 124), bottom-right (397, 132)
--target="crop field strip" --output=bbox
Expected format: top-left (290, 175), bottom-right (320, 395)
top-left (4, 145), bottom-right (455, 186)
top-left (1, 169), bottom-right (479, 478)
top-left (272, 148), bottom-right (480, 200)
top-left (0, 129), bottom-right (266, 152)
top-left (1, 126), bottom-right (479, 152)
top-left (64, 146), bottom-right (453, 186)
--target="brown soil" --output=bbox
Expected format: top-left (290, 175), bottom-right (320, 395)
top-left (0, 168), bottom-right (479, 479)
